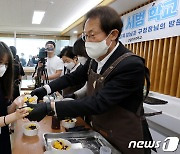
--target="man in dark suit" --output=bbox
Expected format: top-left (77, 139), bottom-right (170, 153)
top-left (27, 6), bottom-right (152, 154)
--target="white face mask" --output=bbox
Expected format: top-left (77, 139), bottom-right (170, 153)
top-left (64, 62), bottom-right (75, 71)
top-left (0, 64), bottom-right (7, 77)
top-left (78, 56), bottom-right (87, 65)
top-left (85, 33), bottom-right (112, 60)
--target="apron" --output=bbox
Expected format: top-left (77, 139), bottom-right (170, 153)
top-left (87, 53), bottom-right (146, 154)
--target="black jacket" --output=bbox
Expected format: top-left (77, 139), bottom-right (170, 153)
top-left (49, 42), bottom-right (145, 120)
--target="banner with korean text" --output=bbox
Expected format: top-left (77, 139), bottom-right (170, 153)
top-left (120, 0), bottom-right (180, 44)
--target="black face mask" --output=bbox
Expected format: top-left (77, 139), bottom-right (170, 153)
top-left (46, 47), bottom-right (54, 51)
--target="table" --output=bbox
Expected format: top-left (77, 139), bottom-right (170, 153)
top-left (21, 80), bottom-right (35, 91)
top-left (23, 67), bottom-right (35, 80)
top-left (12, 117), bottom-right (90, 154)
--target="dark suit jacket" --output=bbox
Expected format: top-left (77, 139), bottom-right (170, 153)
top-left (49, 42), bottom-right (145, 119)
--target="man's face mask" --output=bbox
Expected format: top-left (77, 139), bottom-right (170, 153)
top-left (78, 56), bottom-right (87, 65)
top-left (0, 64), bottom-right (7, 77)
top-left (46, 43), bottom-right (55, 53)
top-left (46, 47), bottom-right (54, 52)
top-left (85, 32), bottom-right (112, 60)
top-left (64, 62), bottom-right (75, 71)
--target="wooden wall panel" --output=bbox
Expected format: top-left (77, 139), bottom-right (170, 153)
top-left (164, 37), bottom-right (176, 94)
top-left (125, 36), bottom-right (179, 98)
top-left (170, 36), bottom-right (180, 96)
top-left (132, 43), bottom-right (137, 54)
top-left (129, 43), bottom-right (133, 51)
top-left (147, 40), bottom-right (154, 73)
top-left (143, 41), bottom-right (149, 66)
top-left (150, 40), bottom-right (159, 90)
top-left (176, 70), bottom-right (180, 97)
top-left (159, 38), bottom-right (170, 93)
top-left (139, 42), bottom-right (144, 58)
top-left (154, 39), bottom-right (164, 92)
top-left (136, 42), bottom-right (140, 56)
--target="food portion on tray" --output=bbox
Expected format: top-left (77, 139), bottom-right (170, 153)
top-left (51, 138), bottom-right (71, 150)
top-left (43, 131), bottom-right (121, 154)
top-left (24, 94), bottom-right (38, 104)
top-left (44, 148), bottom-right (94, 154)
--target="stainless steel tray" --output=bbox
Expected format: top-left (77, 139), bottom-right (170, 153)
top-left (43, 130), bottom-right (121, 154)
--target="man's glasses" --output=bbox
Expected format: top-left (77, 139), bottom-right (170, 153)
top-left (81, 31), bottom-right (103, 42)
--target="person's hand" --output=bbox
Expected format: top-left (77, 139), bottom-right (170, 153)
top-left (31, 87), bottom-right (47, 101)
top-left (26, 102), bottom-right (48, 122)
top-left (13, 95), bottom-right (25, 108)
top-left (41, 75), bottom-right (45, 80)
top-left (15, 108), bottom-right (29, 120)
top-left (38, 62), bottom-right (43, 68)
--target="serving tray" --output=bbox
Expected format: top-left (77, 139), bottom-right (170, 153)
top-left (43, 130), bottom-right (121, 154)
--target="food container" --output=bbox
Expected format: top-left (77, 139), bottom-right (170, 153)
top-left (22, 122), bottom-right (40, 136)
top-left (44, 148), bottom-right (94, 154)
top-left (24, 95), bottom-right (38, 104)
top-left (43, 131), bottom-right (121, 154)
top-left (51, 138), bottom-right (71, 151)
top-left (62, 118), bottom-right (77, 129)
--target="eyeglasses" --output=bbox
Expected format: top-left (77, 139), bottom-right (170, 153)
top-left (81, 31), bottom-right (103, 42)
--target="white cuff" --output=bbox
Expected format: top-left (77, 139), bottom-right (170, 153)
top-left (74, 83), bottom-right (87, 98)
top-left (54, 102), bottom-right (57, 116)
top-left (43, 85), bottom-right (51, 94)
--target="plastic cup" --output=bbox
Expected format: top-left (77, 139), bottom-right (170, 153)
top-left (100, 146), bottom-right (111, 154)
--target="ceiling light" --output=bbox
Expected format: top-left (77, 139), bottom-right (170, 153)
top-left (59, 0), bottom-right (103, 31)
top-left (73, 31), bottom-right (78, 34)
top-left (50, 1), bottom-right (54, 5)
top-left (30, 34), bottom-right (36, 37)
top-left (32, 11), bottom-right (45, 24)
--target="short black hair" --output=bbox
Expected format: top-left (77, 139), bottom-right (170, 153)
top-left (85, 6), bottom-right (123, 41)
top-left (45, 41), bottom-right (56, 48)
top-left (73, 37), bottom-right (88, 58)
top-left (59, 46), bottom-right (76, 59)
top-left (9, 46), bottom-right (17, 58)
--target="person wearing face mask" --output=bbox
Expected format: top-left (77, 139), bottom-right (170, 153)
top-left (64, 37), bottom-right (90, 99)
top-left (73, 37), bottom-right (89, 65)
top-left (27, 6), bottom-right (154, 154)
top-left (0, 42), bottom-right (29, 154)
top-left (9, 46), bottom-right (25, 100)
top-left (37, 41), bottom-right (64, 84)
top-left (58, 46), bottom-right (85, 96)
top-left (9, 46), bottom-right (25, 133)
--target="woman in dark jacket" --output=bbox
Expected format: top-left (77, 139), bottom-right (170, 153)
top-left (0, 42), bottom-right (29, 154)
top-left (9, 46), bottom-right (25, 100)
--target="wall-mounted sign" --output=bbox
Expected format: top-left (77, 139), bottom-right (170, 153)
top-left (120, 0), bottom-right (180, 44)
